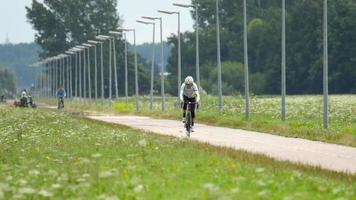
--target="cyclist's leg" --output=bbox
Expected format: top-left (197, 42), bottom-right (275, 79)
top-left (182, 95), bottom-right (188, 120)
top-left (190, 97), bottom-right (196, 126)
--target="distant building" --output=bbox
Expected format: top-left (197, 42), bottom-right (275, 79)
top-left (5, 33), bottom-right (11, 45)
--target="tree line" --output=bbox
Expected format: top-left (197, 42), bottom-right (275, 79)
top-left (0, 69), bottom-right (16, 96)
top-left (165, 0), bottom-right (356, 95)
top-left (26, 0), bottom-right (356, 97)
top-left (0, 43), bottom-right (41, 89)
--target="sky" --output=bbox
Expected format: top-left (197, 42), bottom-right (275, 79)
top-left (0, 0), bottom-right (194, 45)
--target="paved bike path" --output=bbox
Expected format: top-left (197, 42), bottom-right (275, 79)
top-left (88, 115), bottom-right (356, 174)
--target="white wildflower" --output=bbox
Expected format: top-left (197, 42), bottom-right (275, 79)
top-left (18, 187), bottom-right (36, 194)
top-left (202, 183), bottom-right (219, 192)
top-left (38, 189), bottom-right (53, 197)
top-left (133, 184), bottom-right (144, 193)
top-left (97, 194), bottom-right (120, 200)
top-left (51, 183), bottom-right (62, 189)
top-left (258, 190), bottom-right (269, 198)
top-left (76, 178), bottom-right (86, 183)
top-left (99, 171), bottom-right (113, 178)
top-left (5, 176), bottom-right (13, 181)
top-left (82, 173), bottom-right (90, 178)
top-left (138, 139), bottom-right (147, 147)
top-left (29, 169), bottom-right (40, 176)
top-left (79, 157), bottom-right (91, 164)
top-left (18, 179), bottom-right (28, 186)
top-left (91, 153), bottom-right (102, 158)
top-left (256, 168), bottom-right (265, 173)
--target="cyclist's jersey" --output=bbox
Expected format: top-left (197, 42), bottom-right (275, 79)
top-left (57, 89), bottom-right (66, 98)
top-left (21, 91), bottom-right (27, 98)
top-left (180, 83), bottom-right (200, 102)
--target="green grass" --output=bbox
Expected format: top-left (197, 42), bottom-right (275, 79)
top-left (40, 95), bottom-right (356, 147)
top-left (1, 105), bottom-right (355, 199)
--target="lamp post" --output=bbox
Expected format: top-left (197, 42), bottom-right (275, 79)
top-left (66, 50), bottom-right (75, 99)
top-left (97, 35), bottom-right (113, 101)
top-left (157, 10), bottom-right (181, 98)
top-left (243, 0), bottom-right (250, 119)
top-left (74, 47), bottom-right (84, 101)
top-left (216, 0), bottom-right (223, 113)
top-left (95, 36), bottom-right (108, 101)
top-left (281, 0), bottom-right (286, 121)
top-left (72, 48), bottom-right (81, 99)
top-left (109, 31), bottom-right (123, 102)
top-left (88, 40), bottom-right (101, 101)
top-left (51, 58), bottom-right (55, 97)
top-left (173, 3), bottom-right (201, 95)
top-left (323, 0), bottom-right (329, 129)
top-left (142, 16), bottom-right (165, 111)
top-left (137, 20), bottom-right (156, 110)
top-left (124, 33), bottom-right (128, 103)
top-left (83, 43), bottom-right (94, 101)
top-left (64, 54), bottom-right (70, 98)
top-left (117, 28), bottom-right (139, 112)
top-left (77, 46), bottom-right (88, 101)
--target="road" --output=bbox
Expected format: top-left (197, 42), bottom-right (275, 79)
top-left (89, 115), bottom-right (356, 174)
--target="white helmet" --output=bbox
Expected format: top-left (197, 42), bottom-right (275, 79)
top-left (185, 76), bottom-right (194, 84)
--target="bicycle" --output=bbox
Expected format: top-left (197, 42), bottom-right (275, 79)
top-left (58, 97), bottom-right (64, 110)
top-left (182, 102), bottom-right (198, 137)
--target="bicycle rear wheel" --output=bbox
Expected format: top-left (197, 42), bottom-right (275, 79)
top-left (185, 111), bottom-right (192, 137)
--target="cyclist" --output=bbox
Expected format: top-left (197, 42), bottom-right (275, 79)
top-left (20, 89), bottom-right (28, 107)
top-left (56, 87), bottom-right (66, 109)
top-left (180, 76), bottom-right (200, 131)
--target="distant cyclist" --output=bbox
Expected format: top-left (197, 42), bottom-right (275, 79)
top-left (180, 76), bottom-right (200, 131)
top-left (56, 87), bottom-right (66, 109)
top-left (20, 89), bottom-right (28, 107)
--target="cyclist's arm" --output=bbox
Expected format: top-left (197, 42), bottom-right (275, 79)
top-left (179, 84), bottom-right (185, 102)
top-left (194, 83), bottom-right (200, 102)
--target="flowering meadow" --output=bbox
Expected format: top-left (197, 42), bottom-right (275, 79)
top-left (43, 95), bottom-right (356, 147)
top-left (0, 105), bottom-right (355, 199)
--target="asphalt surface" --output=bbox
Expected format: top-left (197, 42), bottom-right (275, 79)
top-left (89, 115), bottom-right (356, 174)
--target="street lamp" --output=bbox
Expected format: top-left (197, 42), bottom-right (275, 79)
top-left (63, 54), bottom-right (70, 99)
top-left (83, 43), bottom-right (94, 101)
top-left (109, 31), bottom-right (123, 102)
top-left (77, 45), bottom-right (88, 101)
top-left (96, 35), bottom-right (113, 101)
top-left (243, 0), bottom-right (250, 119)
top-left (74, 46), bottom-right (84, 101)
top-left (281, 0), bottom-right (286, 121)
top-left (117, 28), bottom-right (139, 111)
top-left (117, 28), bottom-right (139, 112)
top-left (142, 16), bottom-right (165, 111)
top-left (157, 10), bottom-right (181, 99)
top-left (72, 47), bottom-right (82, 99)
top-left (65, 51), bottom-right (74, 99)
top-left (173, 3), bottom-right (201, 96)
top-left (88, 40), bottom-right (101, 101)
top-left (216, 0), bottom-right (223, 113)
top-left (58, 54), bottom-right (67, 91)
top-left (123, 33), bottom-right (129, 103)
top-left (323, 0), bottom-right (329, 129)
top-left (137, 20), bottom-right (156, 110)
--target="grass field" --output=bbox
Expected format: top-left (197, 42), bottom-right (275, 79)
top-left (0, 105), bottom-right (355, 199)
top-left (41, 95), bottom-right (356, 147)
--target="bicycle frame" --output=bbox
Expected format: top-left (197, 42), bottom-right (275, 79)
top-left (183, 102), bottom-right (197, 137)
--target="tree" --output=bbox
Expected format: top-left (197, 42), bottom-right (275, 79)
top-left (165, 0), bottom-right (356, 95)
top-left (0, 69), bottom-right (16, 96)
top-left (26, 0), bottom-right (119, 58)
top-left (26, 0), bottom-right (154, 96)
